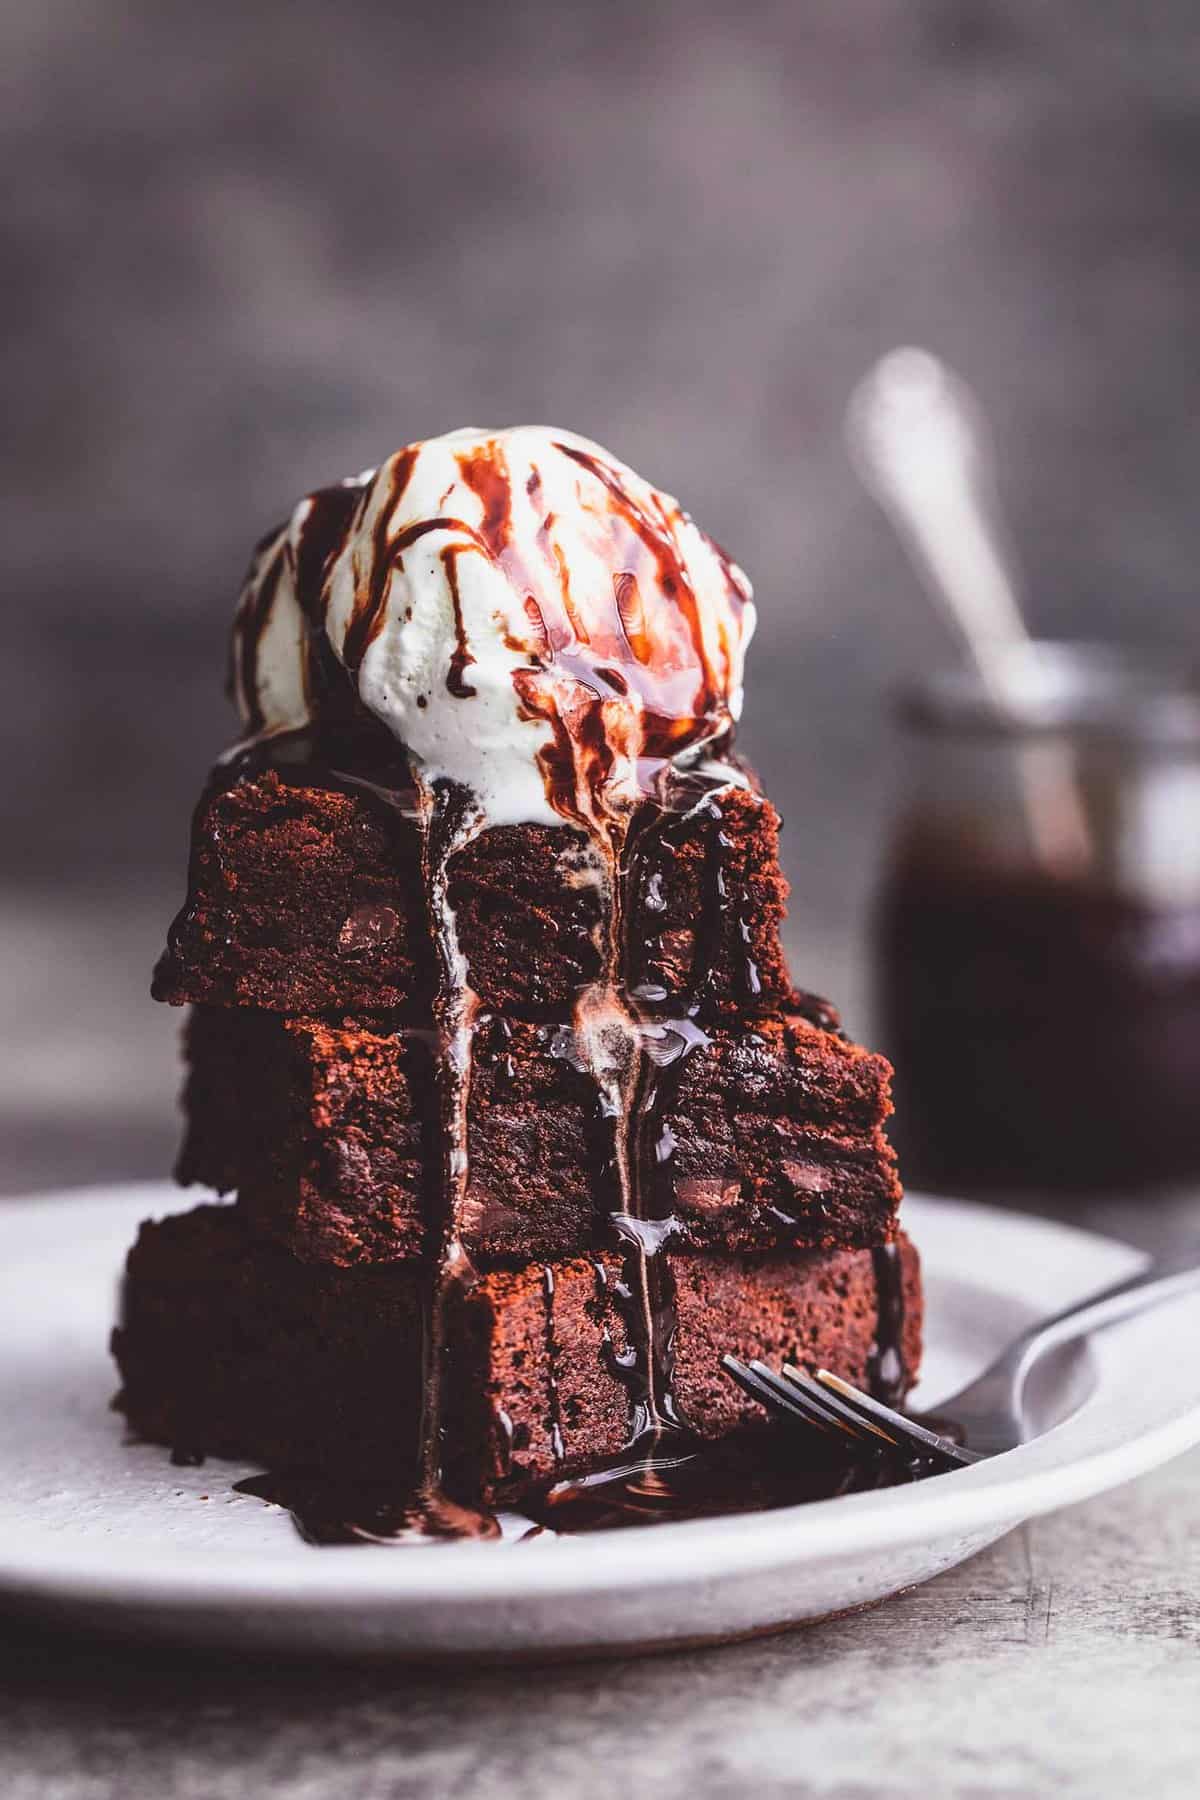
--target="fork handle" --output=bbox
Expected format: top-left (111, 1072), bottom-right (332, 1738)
top-left (1007, 1254), bottom-right (1200, 1380)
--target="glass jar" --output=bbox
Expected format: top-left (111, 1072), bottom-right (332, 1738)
top-left (870, 642), bottom-right (1200, 1194)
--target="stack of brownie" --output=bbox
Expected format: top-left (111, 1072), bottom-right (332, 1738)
top-left (114, 735), bottom-right (920, 1516)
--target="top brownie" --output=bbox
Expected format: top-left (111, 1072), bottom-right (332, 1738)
top-left (152, 757), bottom-right (793, 1020)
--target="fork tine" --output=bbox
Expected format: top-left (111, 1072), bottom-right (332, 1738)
top-left (744, 1359), bottom-right (880, 1448)
top-left (812, 1369), bottom-right (983, 1467)
top-left (721, 1355), bottom-right (836, 1433)
top-left (721, 1356), bottom-right (866, 1444)
top-left (780, 1365), bottom-right (907, 1449)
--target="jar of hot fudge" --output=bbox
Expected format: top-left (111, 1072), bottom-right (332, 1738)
top-left (871, 641), bottom-right (1200, 1194)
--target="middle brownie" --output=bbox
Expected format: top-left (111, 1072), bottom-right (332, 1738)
top-left (179, 1007), bottom-right (901, 1265)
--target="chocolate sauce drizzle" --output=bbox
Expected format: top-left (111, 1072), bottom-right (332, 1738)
top-left (440, 545), bottom-right (478, 698)
top-left (868, 1243), bottom-right (908, 1410)
top-left (340, 451), bottom-right (418, 674)
top-left (398, 775), bottom-right (500, 1540)
top-left (626, 771), bottom-right (766, 1009)
top-left (541, 1266), bottom-right (567, 1466)
top-left (230, 478), bottom-right (372, 734)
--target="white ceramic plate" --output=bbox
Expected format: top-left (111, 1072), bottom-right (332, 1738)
top-left (1, 1182), bottom-right (1197, 1660)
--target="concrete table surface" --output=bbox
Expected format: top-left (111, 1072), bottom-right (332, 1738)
top-left (2, 901), bottom-right (1198, 1798)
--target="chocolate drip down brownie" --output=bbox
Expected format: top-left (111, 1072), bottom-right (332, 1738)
top-left (115, 424), bottom-right (922, 1532)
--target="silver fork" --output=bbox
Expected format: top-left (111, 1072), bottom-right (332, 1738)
top-left (722, 1253), bottom-right (1200, 1470)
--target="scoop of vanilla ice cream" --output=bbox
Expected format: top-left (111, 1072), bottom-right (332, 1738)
top-left (233, 426), bottom-right (755, 829)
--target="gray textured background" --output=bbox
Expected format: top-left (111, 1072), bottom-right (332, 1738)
top-left (5, 0), bottom-right (1200, 1186)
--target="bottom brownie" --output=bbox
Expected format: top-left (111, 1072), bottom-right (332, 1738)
top-left (112, 1205), bottom-right (923, 1508)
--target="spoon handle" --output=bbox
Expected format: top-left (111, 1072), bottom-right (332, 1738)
top-left (847, 348), bottom-right (1091, 874)
top-left (847, 348), bottom-right (1026, 690)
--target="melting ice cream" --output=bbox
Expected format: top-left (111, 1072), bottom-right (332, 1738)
top-left (230, 426), bottom-right (755, 832)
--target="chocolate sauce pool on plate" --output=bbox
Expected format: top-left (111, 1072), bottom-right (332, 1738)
top-left (233, 1472), bottom-right (501, 1547)
top-left (234, 1421), bottom-right (933, 1546)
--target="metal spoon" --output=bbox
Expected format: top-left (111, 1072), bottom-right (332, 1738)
top-left (846, 348), bottom-right (1091, 874)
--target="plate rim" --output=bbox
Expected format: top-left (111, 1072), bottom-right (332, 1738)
top-left (1, 1180), bottom-right (1196, 1615)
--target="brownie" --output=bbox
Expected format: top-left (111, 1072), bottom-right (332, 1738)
top-left (112, 1206), bottom-right (427, 1478)
top-left (112, 1205), bottom-right (923, 1507)
top-left (177, 1007), bottom-right (901, 1264)
top-left (177, 1009), bottom-right (434, 1262)
top-left (151, 764), bottom-right (792, 1019)
top-left (446, 1240), bottom-right (922, 1505)
top-left (152, 768), bottom-right (436, 1018)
